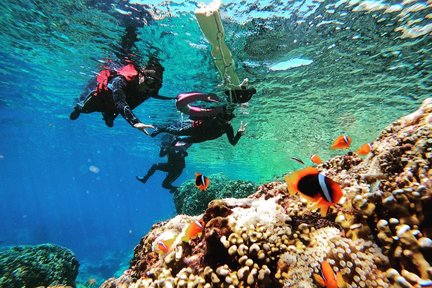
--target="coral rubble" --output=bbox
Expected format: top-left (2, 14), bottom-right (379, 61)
top-left (102, 98), bottom-right (432, 287)
top-left (0, 243), bottom-right (79, 288)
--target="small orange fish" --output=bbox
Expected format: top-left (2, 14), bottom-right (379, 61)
top-left (291, 157), bottom-right (305, 165)
top-left (310, 154), bottom-right (323, 165)
top-left (313, 260), bottom-right (346, 288)
top-left (154, 238), bottom-right (175, 254)
top-left (356, 143), bottom-right (371, 155)
top-left (330, 135), bottom-right (352, 150)
top-left (285, 167), bottom-right (343, 216)
top-left (182, 218), bottom-right (205, 243)
top-left (195, 173), bottom-right (210, 191)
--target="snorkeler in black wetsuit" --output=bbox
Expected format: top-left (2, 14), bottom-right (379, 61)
top-left (151, 106), bottom-right (246, 146)
top-left (136, 136), bottom-right (188, 193)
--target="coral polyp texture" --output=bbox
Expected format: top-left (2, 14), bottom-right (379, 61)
top-left (101, 98), bottom-right (432, 288)
top-left (0, 244), bottom-right (79, 288)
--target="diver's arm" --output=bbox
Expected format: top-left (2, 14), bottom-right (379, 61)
top-left (111, 77), bottom-right (140, 126)
top-left (110, 77), bottom-right (154, 134)
top-left (226, 124), bottom-right (242, 146)
top-left (159, 146), bottom-right (169, 157)
top-left (226, 121), bottom-right (247, 146)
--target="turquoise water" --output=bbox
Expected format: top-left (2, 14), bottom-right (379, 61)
top-left (0, 0), bottom-right (430, 282)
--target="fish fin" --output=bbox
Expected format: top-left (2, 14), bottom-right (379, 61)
top-left (336, 272), bottom-right (347, 288)
top-left (181, 224), bottom-right (191, 243)
top-left (204, 177), bottom-right (210, 190)
top-left (321, 260), bottom-right (334, 280)
top-left (313, 273), bottom-right (326, 287)
top-left (318, 203), bottom-right (329, 217)
top-left (330, 142), bottom-right (339, 150)
top-left (285, 167), bottom-right (319, 194)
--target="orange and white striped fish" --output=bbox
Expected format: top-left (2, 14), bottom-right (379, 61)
top-left (356, 143), bottom-right (371, 155)
top-left (154, 238), bottom-right (175, 254)
top-left (330, 135), bottom-right (352, 150)
top-left (285, 167), bottom-right (343, 217)
top-left (195, 173), bottom-right (210, 191)
top-left (182, 218), bottom-right (205, 243)
top-left (313, 260), bottom-right (346, 288)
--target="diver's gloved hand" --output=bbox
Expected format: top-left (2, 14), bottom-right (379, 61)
top-left (224, 86), bottom-right (257, 103)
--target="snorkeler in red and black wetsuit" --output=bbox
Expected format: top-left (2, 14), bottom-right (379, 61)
top-left (136, 136), bottom-right (188, 193)
top-left (69, 58), bottom-right (165, 135)
top-left (69, 20), bottom-right (176, 135)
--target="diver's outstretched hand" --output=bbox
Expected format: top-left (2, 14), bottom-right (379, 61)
top-left (238, 121), bottom-right (248, 134)
top-left (134, 123), bottom-right (155, 135)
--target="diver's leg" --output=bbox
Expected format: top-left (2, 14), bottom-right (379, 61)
top-left (162, 168), bottom-right (183, 193)
top-left (70, 79), bottom-right (99, 120)
top-left (136, 163), bottom-right (168, 184)
top-left (151, 122), bottom-right (194, 137)
top-left (102, 112), bottom-right (118, 127)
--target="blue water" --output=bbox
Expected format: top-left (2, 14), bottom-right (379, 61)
top-left (0, 0), bottom-right (431, 281)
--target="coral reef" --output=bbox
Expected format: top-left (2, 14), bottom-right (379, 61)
top-left (0, 243), bottom-right (79, 288)
top-left (101, 98), bottom-right (432, 287)
top-left (174, 173), bottom-right (258, 215)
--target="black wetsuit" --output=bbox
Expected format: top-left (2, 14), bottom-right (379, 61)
top-left (72, 71), bottom-right (161, 127)
top-left (137, 144), bottom-right (188, 192)
top-left (155, 117), bottom-right (242, 145)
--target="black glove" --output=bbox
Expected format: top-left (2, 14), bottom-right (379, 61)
top-left (224, 86), bottom-right (257, 103)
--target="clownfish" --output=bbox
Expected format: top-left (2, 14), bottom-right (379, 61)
top-left (310, 154), bottom-right (323, 165)
top-left (182, 218), bottom-right (205, 243)
top-left (330, 135), bottom-right (352, 150)
top-left (153, 237), bottom-right (176, 254)
top-left (356, 143), bottom-right (371, 155)
top-left (195, 173), bottom-right (210, 191)
top-left (313, 260), bottom-right (346, 288)
top-left (284, 167), bottom-right (343, 217)
top-left (291, 157), bottom-right (305, 165)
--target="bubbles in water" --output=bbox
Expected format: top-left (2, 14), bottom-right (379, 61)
top-left (89, 165), bottom-right (100, 174)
